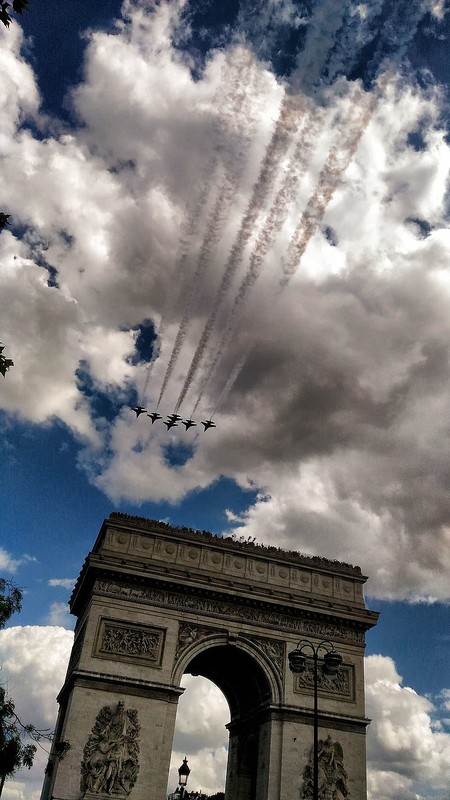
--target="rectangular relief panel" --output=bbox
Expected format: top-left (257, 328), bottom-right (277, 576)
top-left (293, 662), bottom-right (355, 703)
top-left (93, 617), bottom-right (166, 668)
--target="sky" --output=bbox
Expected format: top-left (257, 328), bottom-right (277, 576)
top-left (0, 0), bottom-right (450, 797)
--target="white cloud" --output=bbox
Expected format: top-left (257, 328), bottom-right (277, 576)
top-left (1, 1), bottom-right (450, 604)
top-left (48, 578), bottom-right (76, 590)
top-left (45, 602), bottom-right (73, 628)
top-left (168, 676), bottom-right (230, 794)
top-left (0, 626), bottom-right (73, 800)
top-left (1, 627), bottom-right (449, 800)
top-left (0, 548), bottom-right (21, 573)
top-left (366, 655), bottom-right (450, 799)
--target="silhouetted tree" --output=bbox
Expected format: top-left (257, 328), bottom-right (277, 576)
top-left (0, 345), bottom-right (13, 377)
top-left (0, 579), bottom-right (52, 796)
top-left (0, 0), bottom-right (29, 28)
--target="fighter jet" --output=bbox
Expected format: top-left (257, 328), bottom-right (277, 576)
top-left (164, 418), bottom-right (178, 430)
top-left (131, 405), bottom-right (147, 417)
top-left (201, 419), bottom-right (216, 431)
top-left (167, 413), bottom-right (183, 422)
top-left (147, 412), bottom-right (162, 424)
top-left (182, 419), bottom-right (197, 430)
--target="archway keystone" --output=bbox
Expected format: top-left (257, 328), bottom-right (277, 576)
top-left (41, 513), bottom-right (378, 800)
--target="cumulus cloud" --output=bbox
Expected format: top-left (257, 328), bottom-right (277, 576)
top-left (168, 675), bottom-right (229, 794)
top-left (2, 0), bottom-right (450, 606)
top-left (3, 634), bottom-right (448, 800)
top-left (366, 655), bottom-right (450, 799)
top-left (48, 578), bottom-right (76, 590)
top-left (0, 548), bottom-right (22, 573)
top-left (0, 626), bottom-right (73, 800)
top-left (45, 601), bottom-right (73, 628)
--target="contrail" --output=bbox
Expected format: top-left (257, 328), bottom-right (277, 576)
top-left (191, 101), bottom-right (336, 411)
top-left (324, 0), bottom-right (385, 84)
top-left (173, 0), bottom-right (355, 412)
top-left (281, 87), bottom-right (376, 281)
top-left (282, 0), bottom-right (429, 281)
top-left (212, 352), bottom-right (249, 418)
top-left (155, 171), bottom-right (239, 409)
top-left (155, 48), bottom-right (259, 409)
top-left (173, 90), bottom-right (307, 412)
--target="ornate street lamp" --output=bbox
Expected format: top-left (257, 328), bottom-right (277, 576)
top-left (288, 640), bottom-right (343, 800)
top-left (177, 757), bottom-right (191, 798)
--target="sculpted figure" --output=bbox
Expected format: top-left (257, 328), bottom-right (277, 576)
top-left (80, 701), bottom-right (140, 796)
top-left (301, 735), bottom-right (349, 800)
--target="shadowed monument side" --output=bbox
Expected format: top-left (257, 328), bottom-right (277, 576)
top-left (40, 513), bottom-right (378, 800)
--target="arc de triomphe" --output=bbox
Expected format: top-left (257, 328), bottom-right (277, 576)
top-left (40, 512), bottom-right (378, 800)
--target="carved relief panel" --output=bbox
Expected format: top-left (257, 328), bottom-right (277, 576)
top-left (80, 700), bottom-right (140, 797)
top-left (301, 735), bottom-right (349, 799)
top-left (93, 617), bottom-right (165, 668)
top-left (293, 661), bottom-right (354, 702)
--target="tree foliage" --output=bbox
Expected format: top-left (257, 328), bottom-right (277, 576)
top-left (0, 580), bottom-right (22, 626)
top-left (0, 579), bottom-right (52, 795)
top-left (0, 0), bottom-right (29, 28)
top-left (0, 688), bottom-right (37, 794)
top-left (0, 346), bottom-right (14, 377)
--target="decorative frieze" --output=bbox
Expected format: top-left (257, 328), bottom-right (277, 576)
top-left (94, 617), bottom-right (165, 667)
top-left (95, 579), bottom-right (365, 646)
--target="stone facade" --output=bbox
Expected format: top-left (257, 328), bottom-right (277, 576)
top-left (40, 513), bottom-right (378, 800)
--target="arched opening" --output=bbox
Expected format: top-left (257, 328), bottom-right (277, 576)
top-left (169, 643), bottom-right (274, 800)
top-left (167, 674), bottom-right (229, 797)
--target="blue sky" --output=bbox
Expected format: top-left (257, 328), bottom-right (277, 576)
top-left (1, 1), bottom-right (450, 797)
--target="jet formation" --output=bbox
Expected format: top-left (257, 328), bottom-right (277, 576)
top-left (131, 407), bottom-right (215, 431)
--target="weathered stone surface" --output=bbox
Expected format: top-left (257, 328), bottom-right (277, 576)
top-left (40, 514), bottom-right (378, 800)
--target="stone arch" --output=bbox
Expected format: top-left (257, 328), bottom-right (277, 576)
top-left (172, 633), bottom-right (282, 708)
top-left (40, 514), bottom-right (378, 800)
top-left (172, 636), bottom-right (282, 798)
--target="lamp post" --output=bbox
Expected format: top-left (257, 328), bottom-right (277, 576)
top-left (177, 757), bottom-right (191, 798)
top-left (288, 640), bottom-right (342, 800)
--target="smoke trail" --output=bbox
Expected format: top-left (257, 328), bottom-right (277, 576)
top-left (139, 320), bottom-right (165, 405)
top-left (291, 0), bottom-right (351, 93)
top-left (155, 171), bottom-right (239, 408)
top-left (173, 0), bottom-right (362, 412)
top-left (154, 48), bottom-right (263, 409)
top-left (366, 0), bottom-right (429, 84)
top-left (191, 100), bottom-right (339, 412)
top-left (324, 0), bottom-right (385, 84)
top-left (173, 90), bottom-right (308, 412)
top-left (281, 88), bottom-right (377, 281)
top-left (282, 0), bottom-right (428, 281)
top-left (211, 352), bottom-right (249, 418)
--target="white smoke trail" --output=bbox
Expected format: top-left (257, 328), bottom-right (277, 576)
top-left (173, 0), bottom-right (357, 412)
top-left (155, 48), bottom-right (261, 409)
top-left (291, 0), bottom-right (351, 93)
top-left (155, 172), bottom-right (238, 409)
top-left (139, 320), bottom-right (164, 405)
top-left (173, 90), bottom-right (307, 413)
top-left (282, 0), bottom-right (429, 281)
top-left (191, 101), bottom-right (336, 412)
top-left (325, 0), bottom-right (385, 84)
top-left (367, 0), bottom-right (429, 81)
top-left (211, 352), bottom-right (249, 418)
